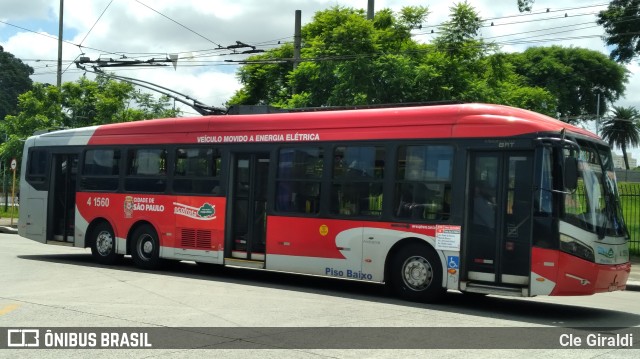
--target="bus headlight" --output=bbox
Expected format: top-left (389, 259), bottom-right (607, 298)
top-left (559, 234), bottom-right (595, 262)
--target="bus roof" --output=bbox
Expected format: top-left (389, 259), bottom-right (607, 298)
top-left (36, 103), bottom-right (600, 146)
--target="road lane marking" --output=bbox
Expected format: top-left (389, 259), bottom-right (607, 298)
top-left (0, 304), bottom-right (20, 315)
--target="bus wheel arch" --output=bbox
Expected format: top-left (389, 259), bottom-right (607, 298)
top-left (87, 219), bottom-right (121, 265)
top-left (385, 238), bottom-right (446, 302)
top-left (128, 221), bottom-right (163, 270)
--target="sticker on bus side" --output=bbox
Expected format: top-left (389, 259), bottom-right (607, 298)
top-left (435, 225), bottom-right (461, 251)
top-left (173, 202), bottom-right (217, 220)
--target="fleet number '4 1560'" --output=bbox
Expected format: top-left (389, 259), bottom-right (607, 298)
top-left (87, 197), bottom-right (110, 207)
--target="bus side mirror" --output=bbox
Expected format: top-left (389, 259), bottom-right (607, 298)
top-left (564, 157), bottom-right (578, 191)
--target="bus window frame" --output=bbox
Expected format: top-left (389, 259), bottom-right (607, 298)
top-left (123, 146), bottom-right (170, 194)
top-left (172, 146), bottom-right (223, 196)
top-left (274, 144), bottom-right (324, 216)
top-left (79, 147), bottom-right (122, 192)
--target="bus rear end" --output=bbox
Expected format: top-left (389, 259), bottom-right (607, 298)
top-left (19, 130), bottom-right (86, 246)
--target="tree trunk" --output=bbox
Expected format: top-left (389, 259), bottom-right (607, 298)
top-left (622, 144), bottom-right (630, 170)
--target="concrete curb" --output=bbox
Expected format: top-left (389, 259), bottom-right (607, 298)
top-left (0, 226), bottom-right (17, 235)
top-left (626, 281), bottom-right (640, 292)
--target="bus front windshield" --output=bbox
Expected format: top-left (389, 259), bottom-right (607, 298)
top-left (562, 144), bottom-right (627, 238)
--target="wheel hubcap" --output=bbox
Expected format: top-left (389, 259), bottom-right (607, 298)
top-left (402, 256), bottom-right (433, 291)
top-left (138, 234), bottom-right (154, 260)
top-left (96, 231), bottom-right (113, 256)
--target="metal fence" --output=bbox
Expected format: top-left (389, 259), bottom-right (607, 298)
top-left (618, 184), bottom-right (640, 253)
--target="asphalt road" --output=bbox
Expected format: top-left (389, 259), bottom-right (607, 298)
top-left (0, 233), bottom-right (638, 358)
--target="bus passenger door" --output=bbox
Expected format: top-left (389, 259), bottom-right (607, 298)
top-left (228, 152), bottom-right (270, 263)
top-left (465, 152), bottom-right (533, 290)
top-left (49, 153), bottom-right (78, 243)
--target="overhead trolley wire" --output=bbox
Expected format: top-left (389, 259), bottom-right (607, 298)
top-left (62, 0), bottom-right (116, 76)
top-left (134, 0), bottom-right (224, 48)
top-left (10, 1), bottom-right (636, 74)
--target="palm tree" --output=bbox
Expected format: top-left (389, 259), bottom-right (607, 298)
top-left (600, 106), bottom-right (640, 169)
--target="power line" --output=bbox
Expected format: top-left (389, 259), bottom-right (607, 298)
top-left (479, 21), bottom-right (597, 41)
top-left (1, 4), bottom-right (228, 61)
top-left (134, 0), bottom-right (224, 48)
top-left (78, 0), bottom-right (114, 47)
top-left (9, 1), bottom-right (636, 77)
top-left (25, 27), bottom-right (614, 72)
top-left (55, 4), bottom-right (612, 62)
top-left (3, 5), bottom-right (599, 66)
top-left (17, 30), bottom-right (611, 72)
top-left (413, 11), bottom-right (601, 38)
top-left (0, 19), bottom-right (122, 57)
top-left (415, 3), bottom-right (609, 31)
top-left (485, 3), bottom-right (609, 21)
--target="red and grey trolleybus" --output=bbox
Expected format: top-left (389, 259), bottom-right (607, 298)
top-left (18, 103), bottom-right (631, 302)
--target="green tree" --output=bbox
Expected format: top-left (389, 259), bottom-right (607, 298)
top-left (597, 0), bottom-right (640, 63)
top-left (229, 5), bottom-right (431, 107)
top-left (428, 2), bottom-right (500, 103)
top-left (229, 3), bottom-right (554, 112)
top-left (0, 83), bottom-right (64, 160)
top-left (427, 2), bottom-right (485, 101)
top-left (0, 76), bottom-right (179, 161)
top-left (0, 46), bottom-right (33, 121)
top-left (61, 75), bottom-right (177, 126)
top-left (502, 46), bottom-right (628, 123)
top-left (600, 106), bottom-right (640, 169)
top-left (230, 44), bottom-right (295, 106)
top-left (228, 3), bottom-right (618, 119)
top-left (517, 0), bottom-right (536, 12)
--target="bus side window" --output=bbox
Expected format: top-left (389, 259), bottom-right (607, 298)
top-left (331, 145), bottom-right (384, 217)
top-left (80, 148), bottom-right (120, 191)
top-left (275, 147), bottom-right (323, 214)
top-left (26, 149), bottom-right (50, 190)
top-left (173, 147), bottom-right (221, 195)
top-left (125, 148), bottom-right (167, 193)
top-left (394, 145), bottom-right (453, 221)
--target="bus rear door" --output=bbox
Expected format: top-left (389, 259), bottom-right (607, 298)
top-left (464, 151), bottom-right (533, 295)
top-left (50, 153), bottom-right (78, 243)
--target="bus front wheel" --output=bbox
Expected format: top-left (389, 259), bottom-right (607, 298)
top-left (131, 224), bottom-right (162, 270)
top-left (90, 221), bottom-right (121, 265)
top-left (389, 243), bottom-right (446, 302)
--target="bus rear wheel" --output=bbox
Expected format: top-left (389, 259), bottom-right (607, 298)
top-left (389, 243), bottom-right (446, 302)
top-left (131, 224), bottom-right (162, 270)
top-left (90, 221), bottom-right (121, 265)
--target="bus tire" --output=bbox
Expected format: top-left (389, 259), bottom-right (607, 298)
top-left (90, 221), bottom-right (121, 265)
top-left (389, 243), bottom-right (446, 302)
top-left (131, 224), bottom-right (162, 270)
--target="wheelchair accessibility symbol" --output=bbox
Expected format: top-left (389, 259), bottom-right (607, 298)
top-left (447, 256), bottom-right (459, 269)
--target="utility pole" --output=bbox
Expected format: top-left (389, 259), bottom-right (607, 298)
top-left (56, 0), bottom-right (64, 88)
top-left (292, 10), bottom-right (301, 96)
top-left (367, 0), bottom-right (374, 20)
top-left (293, 10), bottom-right (301, 70)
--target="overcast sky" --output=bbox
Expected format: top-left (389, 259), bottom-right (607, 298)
top-left (2, 0), bottom-right (640, 157)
